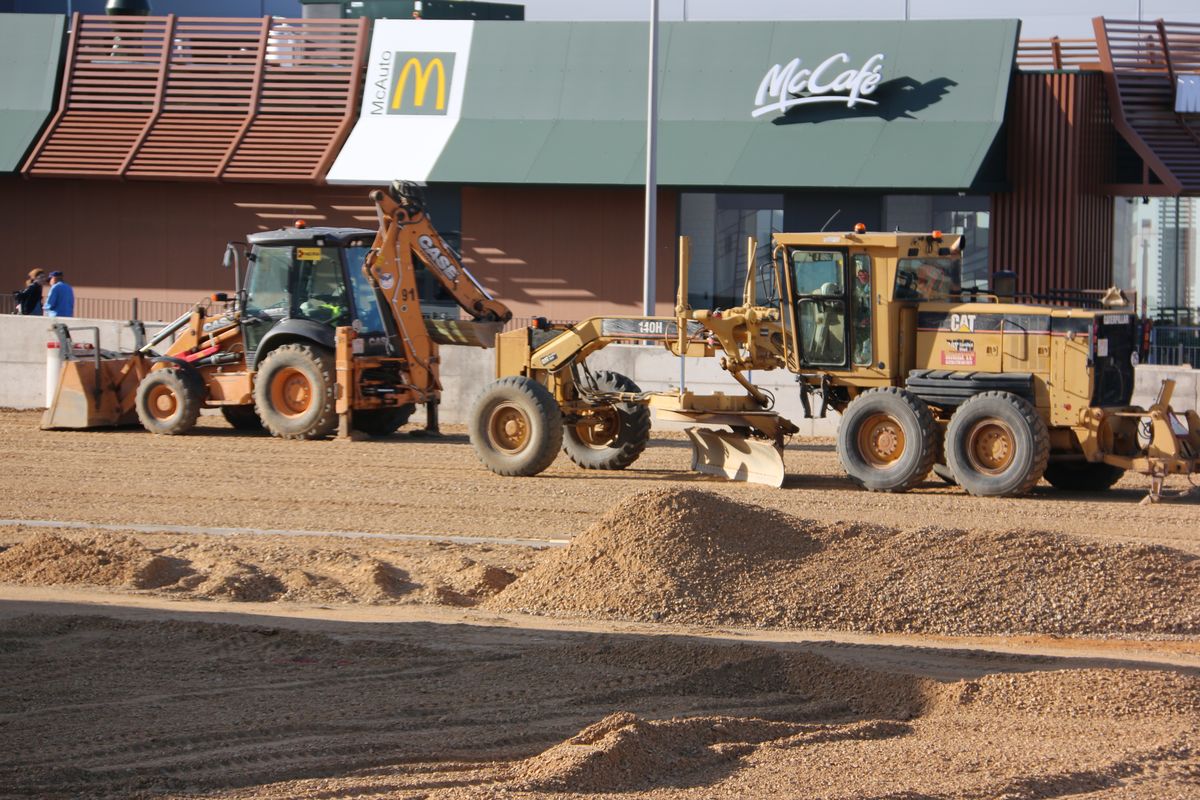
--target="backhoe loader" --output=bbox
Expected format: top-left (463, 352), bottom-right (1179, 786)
top-left (468, 228), bottom-right (1200, 500)
top-left (42, 182), bottom-right (511, 439)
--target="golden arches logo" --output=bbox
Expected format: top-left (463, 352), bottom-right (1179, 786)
top-left (390, 55), bottom-right (449, 113)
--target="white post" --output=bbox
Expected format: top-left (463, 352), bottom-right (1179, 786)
top-left (643, 0), bottom-right (660, 318)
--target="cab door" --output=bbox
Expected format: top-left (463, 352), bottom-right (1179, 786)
top-left (782, 247), bottom-right (852, 369)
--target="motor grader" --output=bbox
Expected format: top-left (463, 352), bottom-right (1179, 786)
top-left (42, 182), bottom-right (510, 439)
top-left (468, 228), bottom-right (1200, 499)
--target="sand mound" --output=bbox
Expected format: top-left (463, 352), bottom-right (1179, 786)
top-left (488, 489), bottom-right (1200, 636)
top-left (512, 712), bottom-right (783, 791)
top-left (0, 533), bottom-right (186, 590)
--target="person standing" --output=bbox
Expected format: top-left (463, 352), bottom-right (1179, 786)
top-left (43, 271), bottom-right (75, 318)
top-left (13, 269), bottom-right (47, 315)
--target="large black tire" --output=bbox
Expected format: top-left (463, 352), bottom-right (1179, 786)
top-left (353, 404), bottom-right (416, 438)
top-left (946, 391), bottom-right (1049, 497)
top-left (1043, 461), bottom-right (1126, 492)
top-left (562, 371), bottom-right (651, 470)
top-left (837, 387), bottom-right (937, 492)
top-left (253, 343), bottom-right (337, 440)
top-left (220, 405), bottom-right (263, 432)
top-left (469, 377), bottom-right (563, 477)
top-left (136, 367), bottom-right (204, 436)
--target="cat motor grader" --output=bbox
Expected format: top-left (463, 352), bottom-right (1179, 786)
top-left (41, 182), bottom-right (510, 438)
top-left (468, 228), bottom-right (1200, 499)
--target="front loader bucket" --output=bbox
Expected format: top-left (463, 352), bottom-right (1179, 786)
top-left (41, 357), bottom-right (141, 430)
top-left (424, 318), bottom-right (505, 348)
top-left (685, 427), bottom-right (786, 487)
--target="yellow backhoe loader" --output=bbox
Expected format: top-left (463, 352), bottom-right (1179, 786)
top-left (468, 228), bottom-right (1199, 500)
top-left (42, 182), bottom-right (511, 438)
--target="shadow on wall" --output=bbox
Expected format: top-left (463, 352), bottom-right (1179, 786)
top-left (0, 177), bottom-right (384, 302)
top-left (459, 186), bottom-right (678, 321)
top-left (772, 77), bottom-right (957, 124)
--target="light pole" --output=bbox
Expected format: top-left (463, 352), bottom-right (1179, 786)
top-left (643, 0), bottom-right (660, 318)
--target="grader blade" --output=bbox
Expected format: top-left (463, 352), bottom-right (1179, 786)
top-left (41, 357), bottom-right (141, 430)
top-left (685, 427), bottom-right (786, 487)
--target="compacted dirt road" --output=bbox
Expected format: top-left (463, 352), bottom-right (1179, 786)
top-left (1, 408), bottom-right (1198, 799)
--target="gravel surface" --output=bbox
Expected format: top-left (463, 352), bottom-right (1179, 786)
top-left (0, 408), bottom-right (1198, 798)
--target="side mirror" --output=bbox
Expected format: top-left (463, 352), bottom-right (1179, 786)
top-left (222, 243), bottom-right (238, 269)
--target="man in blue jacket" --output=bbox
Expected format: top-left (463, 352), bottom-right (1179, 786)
top-left (44, 271), bottom-right (74, 318)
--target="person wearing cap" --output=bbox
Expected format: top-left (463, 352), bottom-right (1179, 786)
top-left (13, 269), bottom-right (47, 315)
top-left (43, 271), bottom-right (74, 318)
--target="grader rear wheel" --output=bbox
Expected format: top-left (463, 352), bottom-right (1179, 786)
top-left (946, 392), bottom-right (1048, 497)
top-left (836, 387), bottom-right (936, 492)
top-left (469, 377), bottom-right (563, 476)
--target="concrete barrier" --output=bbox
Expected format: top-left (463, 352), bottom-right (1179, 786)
top-left (3, 314), bottom-right (1191, 432)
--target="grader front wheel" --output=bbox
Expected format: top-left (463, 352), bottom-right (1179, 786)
top-left (562, 371), bottom-right (651, 470)
top-left (469, 377), bottom-right (563, 477)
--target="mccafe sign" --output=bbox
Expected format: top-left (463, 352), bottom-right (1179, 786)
top-left (752, 53), bottom-right (885, 118)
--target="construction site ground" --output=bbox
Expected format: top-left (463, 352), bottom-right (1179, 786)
top-left (1, 407), bottom-right (1198, 799)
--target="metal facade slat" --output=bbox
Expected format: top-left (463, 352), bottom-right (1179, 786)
top-left (23, 13), bottom-right (367, 184)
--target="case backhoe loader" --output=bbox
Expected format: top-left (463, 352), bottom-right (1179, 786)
top-left (42, 182), bottom-right (511, 439)
top-left (468, 228), bottom-right (1199, 500)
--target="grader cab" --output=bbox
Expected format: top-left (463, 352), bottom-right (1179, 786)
top-left (469, 228), bottom-right (1200, 500)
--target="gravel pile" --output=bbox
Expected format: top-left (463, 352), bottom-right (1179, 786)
top-left (488, 488), bottom-right (1200, 636)
top-left (0, 530), bottom-right (518, 606)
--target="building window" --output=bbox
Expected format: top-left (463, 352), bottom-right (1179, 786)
top-left (1114, 196), bottom-right (1198, 323)
top-left (883, 195), bottom-right (990, 289)
top-left (679, 193), bottom-right (783, 309)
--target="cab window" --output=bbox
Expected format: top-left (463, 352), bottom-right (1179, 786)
top-left (294, 248), bottom-right (350, 326)
top-left (894, 258), bottom-right (962, 301)
top-left (851, 254), bottom-right (872, 366)
top-left (245, 246), bottom-right (291, 315)
top-left (344, 245), bottom-right (387, 334)
top-left (790, 249), bottom-right (847, 366)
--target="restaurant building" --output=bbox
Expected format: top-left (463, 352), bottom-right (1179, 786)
top-left (0, 11), bottom-right (1198, 324)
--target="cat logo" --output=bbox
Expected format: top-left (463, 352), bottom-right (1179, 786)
top-left (948, 313), bottom-right (977, 332)
top-left (388, 52), bottom-right (456, 116)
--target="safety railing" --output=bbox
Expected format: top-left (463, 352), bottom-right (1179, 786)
top-left (1016, 37), bottom-right (1101, 70)
top-left (1148, 326), bottom-right (1200, 366)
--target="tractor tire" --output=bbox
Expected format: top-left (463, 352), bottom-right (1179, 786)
top-left (221, 405), bottom-right (263, 432)
top-left (946, 391), bottom-right (1049, 497)
top-left (253, 343), bottom-right (338, 440)
top-left (469, 376), bottom-right (563, 477)
top-left (1043, 461), bottom-right (1126, 492)
top-left (136, 367), bottom-right (204, 436)
top-left (837, 387), bottom-right (936, 492)
top-left (353, 404), bottom-right (416, 438)
top-left (562, 371), bottom-right (651, 470)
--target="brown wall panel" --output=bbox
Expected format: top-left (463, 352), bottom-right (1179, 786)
top-left (991, 72), bottom-right (1115, 297)
top-left (0, 176), bottom-right (381, 305)
top-left (461, 186), bottom-right (679, 321)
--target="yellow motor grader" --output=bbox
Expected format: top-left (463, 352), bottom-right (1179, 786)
top-left (468, 228), bottom-right (1200, 499)
top-left (42, 182), bottom-right (510, 438)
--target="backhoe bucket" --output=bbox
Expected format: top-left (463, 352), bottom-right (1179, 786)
top-left (424, 318), bottom-right (505, 348)
top-left (685, 427), bottom-right (786, 487)
top-left (41, 356), bottom-right (141, 430)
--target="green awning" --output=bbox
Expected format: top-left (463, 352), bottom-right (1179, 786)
top-left (0, 14), bottom-right (65, 173)
top-left (329, 19), bottom-right (1018, 189)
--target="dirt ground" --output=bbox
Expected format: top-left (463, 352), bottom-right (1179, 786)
top-left (1, 408), bottom-right (1199, 799)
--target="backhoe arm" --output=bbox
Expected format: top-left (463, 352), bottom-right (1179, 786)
top-left (367, 183), bottom-right (511, 323)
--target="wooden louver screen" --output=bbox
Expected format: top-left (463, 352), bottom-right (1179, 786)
top-left (23, 14), bottom-right (367, 183)
top-left (1095, 17), bottom-right (1200, 194)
